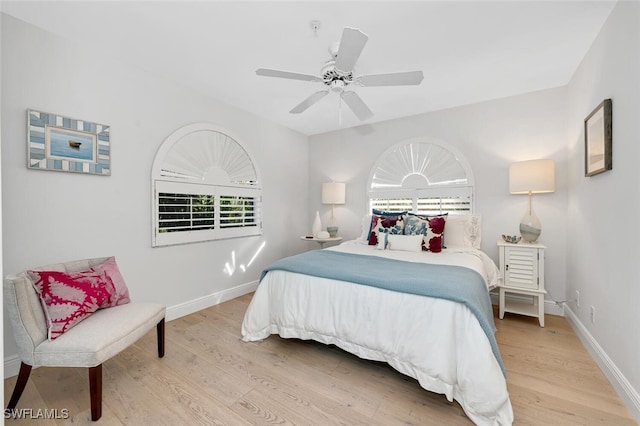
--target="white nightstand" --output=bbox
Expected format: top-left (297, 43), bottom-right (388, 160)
top-left (301, 236), bottom-right (342, 249)
top-left (497, 240), bottom-right (546, 327)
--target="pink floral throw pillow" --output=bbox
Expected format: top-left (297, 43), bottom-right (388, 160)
top-left (28, 269), bottom-right (112, 340)
top-left (27, 257), bottom-right (131, 340)
top-left (92, 257), bottom-right (130, 307)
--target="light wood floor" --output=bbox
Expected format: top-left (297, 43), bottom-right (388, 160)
top-left (4, 293), bottom-right (635, 425)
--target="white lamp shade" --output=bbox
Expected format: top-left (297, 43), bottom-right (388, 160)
top-left (509, 159), bottom-right (555, 194)
top-left (322, 182), bottom-right (346, 204)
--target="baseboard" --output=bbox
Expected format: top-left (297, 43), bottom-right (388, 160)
top-left (4, 280), bottom-right (259, 379)
top-left (166, 280), bottom-right (258, 322)
top-left (489, 291), bottom-right (564, 316)
top-left (564, 305), bottom-right (640, 423)
top-left (4, 354), bottom-right (21, 379)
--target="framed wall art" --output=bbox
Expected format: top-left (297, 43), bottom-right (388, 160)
top-left (27, 109), bottom-right (111, 175)
top-left (584, 99), bottom-right (612, 177)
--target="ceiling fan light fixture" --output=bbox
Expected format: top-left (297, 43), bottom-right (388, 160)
top-left (330, 80), bottom-right (345, 92)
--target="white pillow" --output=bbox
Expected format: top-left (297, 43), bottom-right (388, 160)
top-left (387, 234), bottom-right (423, 252)
top-left (375, 232), bottom-right (388, 250)
top-left (445, 215), bottom-right (481, 249)
top-left (359, 214), bottom-right (372, 241)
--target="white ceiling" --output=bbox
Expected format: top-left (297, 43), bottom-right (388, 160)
top-left (2, 1), bottom-right (616, 136)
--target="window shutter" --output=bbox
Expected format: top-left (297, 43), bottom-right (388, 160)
top-left (151, 124), bottom-right (262, 247)
top-left (367, 139), bottom-right (475, 216)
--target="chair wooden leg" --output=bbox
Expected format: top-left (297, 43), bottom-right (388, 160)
top-left (89, 365), bottom-right (102, 421)
top-left (157, 318), bottom-right (165, 358)
top-left (6, 362), bottom-right (32, 410)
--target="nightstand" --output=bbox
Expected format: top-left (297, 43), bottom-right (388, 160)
top-left (497, 240), bottom-right (546, 327)
top-left (301, 236), bottom-right (342, 249)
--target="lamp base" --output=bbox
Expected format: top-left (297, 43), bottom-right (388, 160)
top-left (519, 210), bottom-right (541, 243)
top-left (326, 226), bottom-right (338, 237)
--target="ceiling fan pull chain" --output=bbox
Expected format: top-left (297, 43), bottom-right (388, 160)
top-left (339, 95), bottom-right (343, 126)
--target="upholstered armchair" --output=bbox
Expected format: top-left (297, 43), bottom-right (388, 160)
top-left (4, 257), bottom-right (166, 421)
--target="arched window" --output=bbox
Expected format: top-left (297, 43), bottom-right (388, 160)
top-left (151, 123), bottom-right (261, 247)
top-left (368, 138), bottom-right (475, 214)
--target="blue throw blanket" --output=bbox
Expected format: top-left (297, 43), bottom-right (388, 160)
top-left (261, 249), bottom-right (505, 376)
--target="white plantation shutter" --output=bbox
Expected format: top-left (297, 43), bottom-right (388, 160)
top-left (218, 187), bottom-right (262, 238)
top-left (370, 198), bottom-right (414, 213)
top-left (152, 124), bottom-right (262, 247)
top-left (368, 139), bottom-right (475, 215)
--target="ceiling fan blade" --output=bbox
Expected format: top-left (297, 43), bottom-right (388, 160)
top-left (341, 91), bottom-right (374, 121)
top-left (256, 68), bottom-right (322, 83)
top-left (334, 27), bottom-right (368, 74)
top-left (290, 90), bottom-right (330, 114)
top-left (357, 71), bottom-right (424, 87)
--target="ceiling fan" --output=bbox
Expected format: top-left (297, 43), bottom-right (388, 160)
top-left (256, 27), bottom-right (424, 121)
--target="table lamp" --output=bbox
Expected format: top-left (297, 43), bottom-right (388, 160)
top-left (322, 182), bottom-right (345, 237)
top-left (509, 159), bottom-right (555, 243)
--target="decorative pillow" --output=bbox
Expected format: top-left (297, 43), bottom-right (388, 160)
top-left (27, 257), bottom-right (130, 340)
top-left (368, 214), bottom-right (405, 246)
top-left (444, 215), bottom-right (482, 249)
top-left (404, 213), bottom-right (447, 252)
top-left (364, 210), bottom-right (408, 241)
top-left (360, 214), bottom-right (373, 240)
top-left (28, 269), bottom-right (112, 340)
top-left (92, 257), bottom-right (131, 307)
top-left (387, 234), bottom-right (423, 252)
top-left (375, 232), bottom-right (388, 250)
top-left (372, 209), bottom-right (408, 216)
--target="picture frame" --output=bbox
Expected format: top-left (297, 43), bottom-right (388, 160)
top-left (27, 109), bottom-right (111, 175)
top-left (584, 99), bottom-right (612, 177)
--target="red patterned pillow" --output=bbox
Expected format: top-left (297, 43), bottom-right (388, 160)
top-left (368, 214), bottom-right (406, 245)
top-left (92, 257), bottom-right (130, 307)
top-left (27, 257), bottom-right (131, 340)
top-left (28, 269), bottom-right (110, 340)
top-left (404, 213), bottom-right (447, 252)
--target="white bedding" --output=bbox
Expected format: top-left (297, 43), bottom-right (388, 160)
top-left (241, 242), bottom-right (513, 425)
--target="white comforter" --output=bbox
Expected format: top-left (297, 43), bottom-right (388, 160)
top-left (241, 242), bottom-right (513, 425)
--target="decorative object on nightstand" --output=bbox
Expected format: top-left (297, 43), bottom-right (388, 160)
top-left (322, 182), bottom-right (345, 237)
top-left (312, 211), bottom-right (322, 237)
top-left (501, 234), bottom-right (521, 244)
top-left (497, 239), bottom-right (546, 327)
top-left (509, 159), bottom-right (555, 243)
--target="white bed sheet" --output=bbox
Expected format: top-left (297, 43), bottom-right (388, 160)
top-left (241, 242), bottom-right (513, 425)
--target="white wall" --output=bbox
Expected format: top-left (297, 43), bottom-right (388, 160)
top-left (565, 1), bottom-right (640, 420)
top-left (1, 14), bottom-right (309, 368)
top-left (309, 87), bottom-right (568, 310)
top-left (0, 1), bottom-right (5, 405)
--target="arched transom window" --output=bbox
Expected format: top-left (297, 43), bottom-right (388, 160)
top-left (368, 138), bottom-right (475, 214)
top-left (151, 123), bottom-right (262, 247)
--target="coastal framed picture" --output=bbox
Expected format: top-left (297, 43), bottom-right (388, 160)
top-left (27, 109), bottom-right (111, 175)
top-left (584, 99), bottom-right (612, 177)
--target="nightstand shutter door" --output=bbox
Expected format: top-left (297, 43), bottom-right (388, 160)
top-left (504, 247), bottom-right (539, 290)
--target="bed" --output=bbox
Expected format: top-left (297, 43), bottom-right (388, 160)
top-left (241, 214), bottom-right (514, 425)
